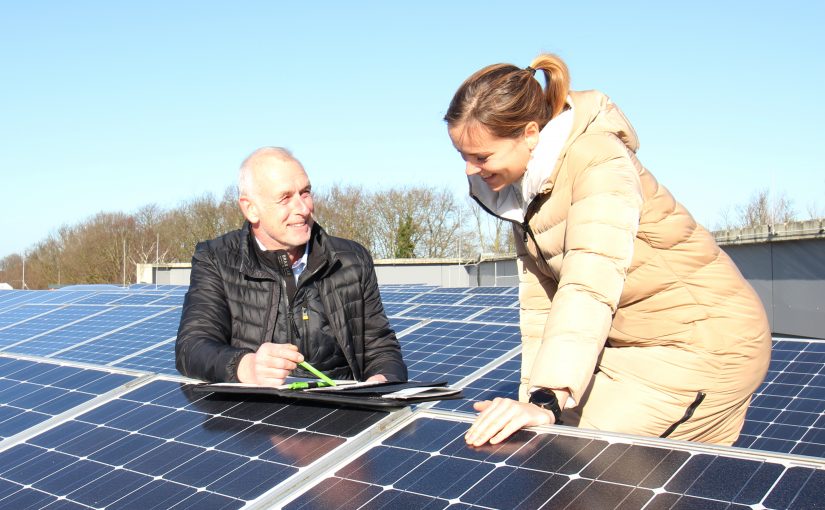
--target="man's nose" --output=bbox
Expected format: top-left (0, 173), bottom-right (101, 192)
top-left (293, 195), bottom-right (312, 214)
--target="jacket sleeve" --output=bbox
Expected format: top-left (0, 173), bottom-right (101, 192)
top-left (359, 251), bottom-right (408, 382)
top-left (175, 242), bottom-right (252, 382)
top-left (528, 133), bottom-right (642, 404)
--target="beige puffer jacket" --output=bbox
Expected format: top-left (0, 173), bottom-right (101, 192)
top-left (471, 90), bottom-right (771, 407)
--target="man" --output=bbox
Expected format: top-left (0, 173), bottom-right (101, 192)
top-left (176, 147), bottom-right (407, 385)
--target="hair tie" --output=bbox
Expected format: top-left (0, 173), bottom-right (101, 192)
top-left (525, 66), bottom-right (536, 75)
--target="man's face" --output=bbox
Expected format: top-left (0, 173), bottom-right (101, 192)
top-left (241, 158), bottom-right (315, 253)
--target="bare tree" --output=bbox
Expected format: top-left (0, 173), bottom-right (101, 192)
top-left (313, 183), bottom-right (375, 252)
top-left (736, 188), bottom-right (796, 227)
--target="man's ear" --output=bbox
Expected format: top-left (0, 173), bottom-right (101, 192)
top-left (238, 196), bottom-right (259, 224)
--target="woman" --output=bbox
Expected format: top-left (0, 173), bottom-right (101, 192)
top-left (445, 54), bottom-right (771, 446)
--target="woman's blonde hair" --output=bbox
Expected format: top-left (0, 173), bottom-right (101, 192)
top-left (444, 54), bottom-right (570, 138)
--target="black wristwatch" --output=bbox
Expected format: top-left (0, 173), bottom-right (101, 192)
top-left (529, 388), bottom-right (563, 425)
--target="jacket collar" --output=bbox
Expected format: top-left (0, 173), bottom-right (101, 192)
top-left (469, 97), bottom-right (575, 223)
top-left (239, 221), bottom-right (338, 280)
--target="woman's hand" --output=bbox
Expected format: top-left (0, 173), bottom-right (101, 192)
top-left (465, 397), bottom-right (556, 446)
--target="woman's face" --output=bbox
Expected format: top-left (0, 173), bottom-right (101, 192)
top-left (448, 122), bottom-right (538, 192)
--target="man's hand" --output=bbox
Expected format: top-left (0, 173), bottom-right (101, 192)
top-left (365, 374), bottom-right (388, 383)
top-left (464, 397), bottom-right (555, 447)
top-left (237, 343), bottom-right (304, 387)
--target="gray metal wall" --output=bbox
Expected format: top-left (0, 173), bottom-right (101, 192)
top-left (723, 239), bottom-right (825, 339)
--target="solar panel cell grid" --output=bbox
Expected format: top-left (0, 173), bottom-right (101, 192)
top-left (0, 358), bottom-right (136, 440)
top-left (285, 415), bottom-right (825, 510)
top-left (0, 379), bottom-right (391, 509)
top-left (734, 339), bottom-right (825, 457)
top-left (58, 308), bottom-right (181, 365)
top-left (5, 306), bottom-right (168, 358)
top-left (0, 305), bottom-right (113, 349)
top-left (399, 304), bottom-right (485, 321)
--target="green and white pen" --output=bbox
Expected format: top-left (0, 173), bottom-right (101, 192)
top-left (298, 361), bottom-right (336, 387)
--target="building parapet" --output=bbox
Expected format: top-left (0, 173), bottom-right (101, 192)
top-left (712, 219), bottom-right (825, 246)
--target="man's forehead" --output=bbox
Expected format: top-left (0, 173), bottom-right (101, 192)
top-left (259, 160), bottom-right (310, 188)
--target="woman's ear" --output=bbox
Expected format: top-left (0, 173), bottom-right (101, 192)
top-left (524, 121), bottom-right (540, 151)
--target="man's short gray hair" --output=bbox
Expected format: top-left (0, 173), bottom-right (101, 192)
top-left (237, 147), bottom-right (300, 198)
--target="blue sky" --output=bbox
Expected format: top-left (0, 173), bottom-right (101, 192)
top-left (1, 1), bottom-right (823, 258)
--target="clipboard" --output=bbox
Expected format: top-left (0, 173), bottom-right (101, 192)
top-left (192, 380), bottom-right (463, 410)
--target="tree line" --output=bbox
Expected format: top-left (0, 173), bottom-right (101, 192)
top-left (2, 184), bottom-right (820, 290)
top-left (0, 184), bottom-right (514, 290)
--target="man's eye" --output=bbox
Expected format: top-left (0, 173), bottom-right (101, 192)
top-left (476, 156), bottom-right (488, 163)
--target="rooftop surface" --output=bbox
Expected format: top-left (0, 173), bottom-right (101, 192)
top-left (0, 284), bottom-right (821, 509)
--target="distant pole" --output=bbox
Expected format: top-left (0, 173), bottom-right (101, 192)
top-left (122, 238), bottom-right (126, 287)
top-left (155, 232), bottom-right (159, 290)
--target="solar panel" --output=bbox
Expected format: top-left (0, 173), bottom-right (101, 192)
top-left (467, 286), bottom-right (517, 295)
top-left (430, 353), bottom-right (521, 414)
top-left (381, 303), bottom-right (416, 316)
top-left (460, 293), bottom-right (519, 307)
top-left (377, 292), bottom-right (417, 304)
top-left (0, 285), bottom-right (823, 509)
top-left (471, 306), bottom-right (520, 324)
top-left (399, 304), bottom-right (485, 321)
top-left (56, 308), bottom-right (182, 365)
top-left (0, 357), bottom-right (136, 440)
top-left (112, 341), bottom-right (179, 376)
top-left (110, 293), bottom-right (170, 305)
top-left (4, 306), bottom-right (171, 358)
top-left (0, 379), bottom-right (394, 509)
top-left (70, 292), bottom-right (132, 305)
top-left (281, 413), bottom-right (825, 510)
top-left (0, 304), bottom-right (61, 330)
top-left (399, 321), bottom-right (521, 383)
top-left (386, 317), bottom-right (424, 335)
top-left (734, 338), bottom-right (825, 458)
top-left (0, 305), bottom-right (113, 349)
top-left (409, 292), bottom-right (471, 305)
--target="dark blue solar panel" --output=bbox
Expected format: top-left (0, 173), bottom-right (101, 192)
top-left (0, 379), bottom-right (390, 508)
top-left (387, 317), bottom-right (423, 334)
top-left (461, 293), bottom-right (519, 307)
top-left (284, 414), bottom-right (825, 510)
top-left (25, 290), bottom-right (100, 305)
top-left (409, 293), bottom-right (471, 305)
top-left (467, 286), bottom-right (515, 295)
top-left (399, 321), bottom-right (520, 384)
top-left (70, 292), bottom-right (132, 305)
top-left (0, 304), bottom-right (60, 329)
top-left (0, 357), bottom-right (135, 439)
top-left (399, 304), bottom-right (484, 321)
top-left (471, 307), bottom-right (520, 324)
top-left (112, 341), bottom-right (178, 375)
top-left (382, 303), bottom-right (415, 316)
top-left (0, 305), bottom-right (112, 349)
top-left (148, 295), bottom-right (185, 307)
top-left (378, 292), bottom-right (417, 304)
top-left (432, 355), bottom-right (521, 414)
top-left (57, 308), bottom-right (182, 365)
top-left (734, 338), bottom-right (825, 458)
top-left (110, 293), bottom-right (170, 305)
top-left (0, 291), bottom-right (45, 312)
top-left (6, 307), bottom-right (169, 358)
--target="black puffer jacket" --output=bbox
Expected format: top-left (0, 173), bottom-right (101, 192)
top-left (175, 222), bottom-right (407, 383)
